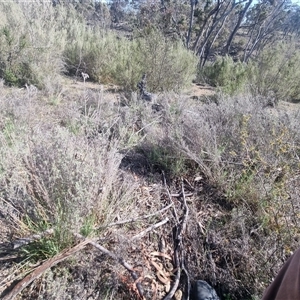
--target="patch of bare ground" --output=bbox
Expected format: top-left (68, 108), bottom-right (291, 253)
top-left (185, 83), bottom-right (215, 98)
top-left (63, 77), bottom-right (215, 103)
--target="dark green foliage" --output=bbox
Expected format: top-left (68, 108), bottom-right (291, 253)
top-left (202, 55), bottom-right (248, 95)
top-left (202, 42), bottom-right (300, 102)
top-left (64, 28), bottom-right (197, 91)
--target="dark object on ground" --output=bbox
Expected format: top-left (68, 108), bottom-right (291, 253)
top-left (151, 103), bottom-right (164, 112)
top-left (262, 247), bottom-right (300, 300)
top-left (137, 74), bottom-right (153, 101)
top-left (141, 90), bottom-right (153, 101)
top-left (190, 280), bottom-right (220, 300)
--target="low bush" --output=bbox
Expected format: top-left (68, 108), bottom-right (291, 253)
top-left (248, 41), bottom-right (300, 103)
top-left (64, 28), bottom-right (197, 92)
top-left (0, 2), bottom-right (68, 88)
top-left (1, 77), bottom-right (300, 299)
top-left (202, 41), bottom-right (300, 102)
top-left (201, 55), bottom-right (248, 95)
top-left (135, 91), bottom-right (300, 298)
top-left (0, 88), bottom-right (141, 264)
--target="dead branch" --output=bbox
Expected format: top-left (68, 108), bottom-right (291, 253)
top-left (130, 217), bottom-right (169, 241)
top-left (12, 228), bottom-right (54, 250)
top-left (2, 240), bottom-right (89, 300)
top-left (181, 180), bottom-right (189, 235)
top-left (163, 179), bottom-right (190, 300)
top-left (162, 171), bottom-right (179, 223)
top-left (180, 179), bottom-right (191, 299)
top-left (106, 203), bottom-right (173, 227)
top-left (163, 236), bottom-right (181, 300)
top-left (74, 233), bottom-right (145, 299)
top-left (170, 192), bottom-right (193, 198)
top-left (0, 255), bottom-right (19, 262)
top-left (181, 251), bottom-right (191, 300)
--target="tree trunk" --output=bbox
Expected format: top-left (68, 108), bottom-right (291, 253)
top-left (192, 0), bottom-right (221, 52)
top-left (186, 0), bottom-right (196, 48)
top-left (224, 0), bottom-right (253, 54)
top-left (201, 13), bottom-right (229, 67)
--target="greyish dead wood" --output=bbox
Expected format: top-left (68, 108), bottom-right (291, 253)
top-left (163, 179), bottom-right (190, 300)
top-left (162, 171), bottom-right (179, 223)
top-left (130, 217), bottom-right (169, 241)
top-left (106, 203), bottom-right (173, 227)
top-left (12, 228), bottom-right (54, 250)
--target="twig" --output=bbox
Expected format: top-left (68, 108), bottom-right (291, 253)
top-left (170, 192), bottom-right (193, 198)
top-left (180, 179), bottom-right (189, 235)
top-left (163, 179), bottom-right (190, 300)
top-left (12, 229), bottom-right (54, 250)
top-left (106, 204), bottom-right (173, 227)
top-left (180, 180), bottom-right (191, 299)
top-left (162, 171), bottom-right (179, 223)
top-left (163, 230), bottom-right (181, 300)
top-left (135, 119), bottom-right (161, 135)
top-left (131, 218), bottom-right (169, 241)
top-left (181, 251), bottom-right (191, 300)
top-left (74, 233), bottom-right (145, 299)
top-left (2, 240), bottom-right (89, 300)
top-left (0, 255), bottom-right (19, 262)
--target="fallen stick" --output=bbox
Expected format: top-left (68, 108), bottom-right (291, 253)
top-left (74, 233), bottom-right (145, 299)
top-left (12, 229), bottom-right (54, 250)
top-left (130, 217), bottom-right (169, 241)
top-left (170, 192), bottom-right (193, 198)
top-left (0, 255), bottom-right (19, 262)
top-left (179, 180), bottom-right (191, 299)
top-left (181, 251), bottom-right (191, 300)
top-left (162, 171), bottom-right (179, 223)
top-left (2, 240), bottom-right (89, 300)
top-left (163, 237), bottom-right (181, 300)
top-left (163, 180), bottom-right (190, 300)
top-left (180, 179), bottom-right (189, 238)
top-left (106, 203), bottom-right (173, 227)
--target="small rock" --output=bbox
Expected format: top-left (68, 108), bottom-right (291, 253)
top-left (190, 280), bottom-right (220, 300)
top-left (194, 176), bottom-right (203, 182)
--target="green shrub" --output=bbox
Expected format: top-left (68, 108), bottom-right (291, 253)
top-left (64, 28), bottom-right (197, 92)
top-left (202, 55), bottom-right (248, 95)
top-left (64, 28), bottom-right (122, 83)
top-left (248, 42), bottom-right (300, 102)
top-left (138, 142), bottom-right (194, 178)
top-left (132, 30), bottom-right (197, 92)
top-left (202, 42), bottom-right (300, 102)
top-left (0, 2), bottom-right (69, 88)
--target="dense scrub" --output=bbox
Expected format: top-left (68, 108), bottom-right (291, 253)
top-left (0, 2), bottom-right (300, 300)
top-left (202, 41), bottom-right (300, 103)
top-left (0, 80), bottom-right (300, 299)
top-left (0, 3), bottom-right (196, 92)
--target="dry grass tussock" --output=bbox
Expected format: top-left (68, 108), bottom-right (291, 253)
top-left (0, 81), bottom-right (300, 300)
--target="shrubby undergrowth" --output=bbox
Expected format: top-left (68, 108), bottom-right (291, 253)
top-left (0, 2), bottom-right (196, 92)
top-left (64, 28), bottom-right (197, 91)
top-left (138, 92), bottom-right (300, 298)
top-left (0, 2), bottom-right (70, 89)
top-left (1, 76), bottom-right (300, 299)
top-left (202, 41), bottom-right (300, 102)
top-left (1, 2), bottom-right (300, 300)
